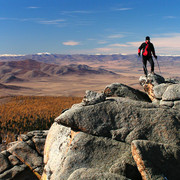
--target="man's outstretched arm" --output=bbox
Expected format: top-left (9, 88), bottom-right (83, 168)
top-left (138, 44), bottom-right (143, 56)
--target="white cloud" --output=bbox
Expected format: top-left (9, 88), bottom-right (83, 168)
top-left (115, 8), bottom-right (133, 11)
top-left (108, 34), bottom-right (125, 39)
top-left (28, 6), bottom-right (39, 9)
top-left (0, 54), bottom-right (25, 57)
top-left (163, 16), bottom-right (176, 19)
top-left (127, 41), bottom-right (141, 47)
top-left (0, 17), bottom-right (66, 26)
top-left (87, 38), bottom-right (96, 41)
top-left (93, 46), bottom-right (135, 54)
top-left (61, 10), bottom-right (92, 15)
top-left (109, 43), bottom-right (129, 47)
top-left (63, 41), bottom-right (80, 46)
top-left (61, 44), bottom-right (138, 55)
top-left (39, 19), bottom-right (65, 25)
top-left (98, 41), bottom-right (108, 44)
top-left (36, 52), bottom-right (51, 55)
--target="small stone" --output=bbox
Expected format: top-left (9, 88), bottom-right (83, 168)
top-left (26, 139), bottom-right (36, 149)
top-left (152, 99), bottom-right (160, 106)
top-left (6, 141), bottom-right (19, 149)
top-left (1, 150), bottom-right (11, 157)
top-left (32, 137), bottom-right (46, 156)
top-left (8, 155), bottom-right (21, 166)
top-left (82, 90), bottom-right (106, 105)
top-left (18, 134), bottom-right (30, 141)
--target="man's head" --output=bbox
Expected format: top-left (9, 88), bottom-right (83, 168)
top-left (145, 36), bottom-right (150, 43)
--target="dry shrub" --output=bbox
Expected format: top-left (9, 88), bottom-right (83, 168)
top-left (0, 96), bottom-right (82, 144)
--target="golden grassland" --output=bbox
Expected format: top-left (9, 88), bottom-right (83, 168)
top-left (0, 96), bottom-right (82, 144)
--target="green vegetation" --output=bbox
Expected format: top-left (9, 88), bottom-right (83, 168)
top-left (0, 96), bottom-right (82, 144)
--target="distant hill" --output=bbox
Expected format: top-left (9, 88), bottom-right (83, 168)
top-left (0, 83), bottom-right (26, 90)
top-left (53, 64), bottom-right (116, 75)
top-left (0, 74), bottom-right (24, 83)
top-left (0, 59), bottom-right (117, 83)
top-left (0, 53), bottom-right (180, 66)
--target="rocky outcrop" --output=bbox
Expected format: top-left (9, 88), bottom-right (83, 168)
top-left (42, 77), bottom-right (180, 180)
top-left (139, 73), bottom-right (180, 109)
top-left (0, 130), bottom-right (48, 180)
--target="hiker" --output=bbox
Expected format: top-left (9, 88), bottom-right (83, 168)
top-left (138, 36), bottom-right (157, 76)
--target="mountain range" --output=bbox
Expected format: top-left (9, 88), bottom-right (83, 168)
top-left (0, 53), bottom-right (180, 74)
top-left (0, 54), bottom-right (179, 96)
top-left (0, 59), bottom-right (117, 83)
top-left (0, 53), bottom-right (180, 64)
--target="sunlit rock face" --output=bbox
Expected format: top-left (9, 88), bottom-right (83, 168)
top-left (42, 76), bottom-right (180, 180)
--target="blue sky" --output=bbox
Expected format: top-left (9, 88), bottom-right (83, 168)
top-left (1, 0), bottom-right (180, 55)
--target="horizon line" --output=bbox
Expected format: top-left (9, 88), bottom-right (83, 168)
top-left (1, 53), bottom-right (180, 57)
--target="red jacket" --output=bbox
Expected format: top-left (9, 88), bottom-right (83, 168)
top-left (138, 42), bottom-right (156, 57)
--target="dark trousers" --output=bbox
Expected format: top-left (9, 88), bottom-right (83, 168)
top-left (142, 56), bottom-right (154, 75)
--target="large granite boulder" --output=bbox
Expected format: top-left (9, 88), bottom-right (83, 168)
top-left (55, 97), bottom-right (180, 146)
top-left (139, 73), bottom-right (180, 109)
top-left (0, 130), bottom-right (48, 180)
top-left (42, 123), bottom-right (141, 180)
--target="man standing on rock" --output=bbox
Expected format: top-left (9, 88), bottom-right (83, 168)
top-left (138, 36), bottom-right (157, 76)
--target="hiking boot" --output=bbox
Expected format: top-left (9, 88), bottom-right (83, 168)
top-left (151, 72), bottom-right (155, 75)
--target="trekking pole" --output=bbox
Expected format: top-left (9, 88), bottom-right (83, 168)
top-left (155, 57), bottom-right (161, 74)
